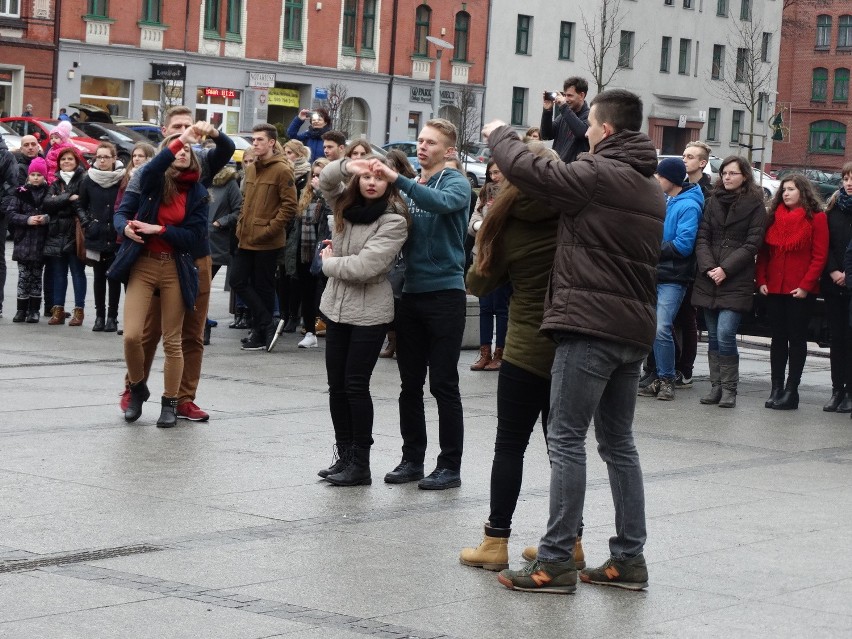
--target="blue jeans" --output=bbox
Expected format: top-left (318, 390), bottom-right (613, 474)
top-left (703, 308), bottom-right (742, 356)
top-left (652, 283), bottom-right (687, 379)
top-left (478, 282), bottom-right (511, 348)
top-left (538, 333), bottom-right (648, 562)
top-left (50, 254), bottom-right (87, 308)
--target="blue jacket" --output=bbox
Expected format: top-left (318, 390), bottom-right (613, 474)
top-left (395, 168), bottom-right (470, 293)
top-left (658, 182), bottom-right (704, 283)
top-left (286, 117), bottom-right (330, 162)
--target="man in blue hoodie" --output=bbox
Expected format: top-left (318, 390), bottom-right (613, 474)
top-left (639, 157), bottom-right (704, 401)
top-left (370, 118), bottom-right (472, 490)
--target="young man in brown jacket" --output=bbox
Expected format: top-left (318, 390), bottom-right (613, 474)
top-left (482, 89), bottom-right (665, 594)
top-left (231, 123), bottom-right (297, 352)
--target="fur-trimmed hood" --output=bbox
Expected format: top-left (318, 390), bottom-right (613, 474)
top-left (212, 165), bottom-right (238, 187)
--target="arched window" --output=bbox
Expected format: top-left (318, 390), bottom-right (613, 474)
top-left (414, 4), bottom-right (431, 56)
top-left (839, 15), bottom-right (852, 48)
top-left (812, 67), bottom-right (828, 101)
top-left (808, 120), bottom-right (846, 154)
top-left (454, 12), bottom-right (470, 62)
top-left (341, 97), bottom-right (369, 139)
top-left (816, 15), bottom-right (832, 48)
top-left (835, 68), bottom-right (850, 102)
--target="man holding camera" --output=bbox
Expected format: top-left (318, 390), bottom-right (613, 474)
top-left (540, 77), bottom-right (590, 163)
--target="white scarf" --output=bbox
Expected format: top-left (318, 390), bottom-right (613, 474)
top-left (87, 165), bottom-right (124, 188)
top-left (59, 170), bottom-right (74, 184)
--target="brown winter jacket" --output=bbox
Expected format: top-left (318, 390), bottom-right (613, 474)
top-left (488, 126), bottom-right (664, 350)
top-left (236, 152), bottom-right (297, 250)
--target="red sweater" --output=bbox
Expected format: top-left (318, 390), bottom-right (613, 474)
top-left (756, 207), bottom-right (828, 295)
top-left (147, 138), bottom-right (191, 254)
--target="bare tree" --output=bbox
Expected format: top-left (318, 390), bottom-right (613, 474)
top-left (581, 0), bottom-right (644, 93)
top-left (449, 85), bottom-right (481, 161)
top-left (322, 82), bottom-right (353, 136)
top-left (707, 17), bottom-right (776, 163)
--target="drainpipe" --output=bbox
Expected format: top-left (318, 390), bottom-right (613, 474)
top-left (50, 0), bottom-right (63, 116)
top-left (384, 0), bottom-right (399, 144)
top-left (479, 0), bottom-right (493, 134)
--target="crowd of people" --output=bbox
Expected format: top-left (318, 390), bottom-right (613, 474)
top-left (3, 86), bottom-right (852, 596)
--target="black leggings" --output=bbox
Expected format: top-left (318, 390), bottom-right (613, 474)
top-left (826, 294), bottom-right (852, 390)
top-left (766, 294), bottom-right (816, 383)
top-left (92, 255), bottom-right (121, 318)
top-left (296, 260), bottom-right (317, 332)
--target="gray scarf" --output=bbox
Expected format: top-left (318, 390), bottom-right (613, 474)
top-left (87, 165), bottom-right (124, 188)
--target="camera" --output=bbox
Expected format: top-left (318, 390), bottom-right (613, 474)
top-left (543, 91), bottom-right (561, 100)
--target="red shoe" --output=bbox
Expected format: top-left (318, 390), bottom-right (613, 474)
top-left (176, 401), bottom-right (209, 422)
top-left (119, 388), bottom-right (131, 413)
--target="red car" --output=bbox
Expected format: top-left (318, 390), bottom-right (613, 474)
top-left (0, 117), bottom-right (100, 164)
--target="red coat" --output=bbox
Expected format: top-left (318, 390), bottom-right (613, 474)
top-left (756, 207), bottom-right (828, 295)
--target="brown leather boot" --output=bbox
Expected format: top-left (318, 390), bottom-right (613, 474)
top-left (470, 345), bottom-right (492, 371)
top-left (379, 331), bottom-right (396, 358)
top-left (48, 305), bottom-right (65, 325)
top-left (484, 347), bottom-right (504, 371)
top-left (68, 307), bottom-right (84, 327)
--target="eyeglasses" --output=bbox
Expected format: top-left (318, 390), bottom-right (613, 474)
top-left (721, 171), bottom-right (742, 177)
top-left (96, 155), bottom-right (114, 160)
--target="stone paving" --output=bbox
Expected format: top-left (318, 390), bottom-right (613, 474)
top-left (1, 246), bottom-right (851, 638)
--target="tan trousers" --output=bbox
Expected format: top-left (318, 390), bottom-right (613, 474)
top-left (123, 255), bottom-right (212, 404)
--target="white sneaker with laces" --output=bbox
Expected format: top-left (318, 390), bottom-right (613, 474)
top-left (298, 332), bottom-right (318, 348)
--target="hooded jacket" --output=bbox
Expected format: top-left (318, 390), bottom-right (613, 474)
top-left (657, 182), bottom-right (704, 283)
top-left (6, 182), bottom-right (49, 262)
top-left (540, 101), bottom-right (590, 163)
top-left (78, 165), bottom-right (124, 255)
top-left (488, 125), bottom-right (664, 349)
top-left (286, 117), bottom-right (330, 163)
top-left (208, 166), bottom-right (242, 265)
top-left (236, 152), bottom-right (297, 251)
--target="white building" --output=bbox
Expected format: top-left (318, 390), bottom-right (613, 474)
top-left (483, 0), bottom-right (783, 163)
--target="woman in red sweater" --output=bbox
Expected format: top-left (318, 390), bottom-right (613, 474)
top-left (756, 174), bottom-right (828, 410)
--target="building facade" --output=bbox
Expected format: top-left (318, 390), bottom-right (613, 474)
top-left (483, 0), bottom-right (783, 166)
top-left (52, 0), bottom-right (488, 145)
top-left (773, 0), bottom-right (850, 173)
top-left (0, 0), bottom-right (58, 118)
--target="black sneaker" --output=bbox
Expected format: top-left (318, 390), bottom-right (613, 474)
top-left (497, 558), bottom-right (577, 594)
top-left (418, 467), bottom-right (461, 490)
top-left (579, 555), bottom-right (648, 591)
top-left (241, 335), bottom-right (266, 351)
top-left (674, 371), bottom-right (693, 388)
top-left (384, 460), bottom-right (424, 484)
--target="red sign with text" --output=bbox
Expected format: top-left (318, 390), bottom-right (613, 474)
top-left (205, 88), bottom-right (237, 98)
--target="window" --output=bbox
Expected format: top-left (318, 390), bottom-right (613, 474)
top-left (141, 0), bottom-right (161, 23)
top-left (453, 11), bottom-right (469, 61)
top-left (88, 0), bottom-right (108, 16)
top-left (731, 110), bottom-right (743, 143)
top-left (756, 92), bottom-right (766, 122)
top-left (739, 0), bottom-right (750, 21)
top-left (683, 0), bottom-right (692, 8)
top-left (0, 0), bottom-right (20, 18)
top-left (839, 15), bottom-right (852, 48)
top-left (284, 0), bottom-right (302, 44)
top-left (808, 120), bottom-right (846, 154)
top-left (80, 76), bottom-right (131, 118)
top-left (343, 0), bottom-right (357, 49)
top-left (816, 15), bottom-right (831, 49)
top-left (664, 0), bottom-right (673, 5)
top-left (735, 48), bottom-right (748, 82)
top-left (516, 15), bottom-right (532, 55)
top-left (660, 36), bottom-right (672, 73)
top-left (511, 87), bottom-right (526, 126)
top-left (414, 4), bottom-right (431, 56)
top-left (679, 38), bottom-right (691, 74)
top-left (716, 0), bottom-right (727, 16)
top-left (204, 0), bottom-right (219, 31)
top-left (559, 21), bottom-right (575, 60)
top-left (834, 68), bottom-right (850, 102)
top-left (226, 0), bottom-right (240, 35)
top-left (761, 32), bottom-right (771, 62)
top-left (712, 44), bottom-right (724, 79)
top-left (618, 31), bottom-right (635, 68)
top-left (812, 67), bottom-right (828, 101)
top-left (362, 0), bottom-right (376, 50)
top-left (707, 107), bottom-right (720, 141)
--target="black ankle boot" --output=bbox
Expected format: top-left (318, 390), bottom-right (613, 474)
top-left (203, 324), bottom-right (211, 345)
top-left (772, 379), bottom-right (799, 410)
top-left (228, 311), bottom-right (244, 329)
top-left (12, 298), bottom-right (27, 323)
top-left (765, 379), bottom-right (784, 409)
top-left (823, 388), bottom-right (845, 412)
top-left (92, 316), bottom-right (105, 332)
top-left (124, 381), bottom-right (150, 423)
top-left (26, 298), bottom-right (41, 323)
top-left (157, 396), bottom-right (178, 428)
top-left (283, 316), bottom-right (299, 333)
top-left (318, 443), bottom-right (352, 478)
top-left (326, 445), bottom-right (372, 486)
top-left (104, 316), bottom-right (118, 332)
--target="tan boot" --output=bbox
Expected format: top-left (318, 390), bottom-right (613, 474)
top-left (379, 331), bottom-right (396, 358)
top-left (48, 305), bottom-right (65, 325)
top-left (484, 347), bottom-right (504, 371)
top-left (68, 307), bottom-right (84, 327)
top-left (470, 345), bottom-right (492, 371)
top-left (521, 537), bottom-right (586, 569)
top-left (459, 523), bottom-right (510, 571)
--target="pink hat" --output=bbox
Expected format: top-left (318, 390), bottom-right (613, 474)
top-left (52, 120), bottom-right (72, 143)
top-left (28, 157), bottom-right (48, 176)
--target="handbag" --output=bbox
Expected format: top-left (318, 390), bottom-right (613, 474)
top-left (387, 252), bottom-right (405, 299)
top-left (309, 239), bottom-right (326, 277)
top-left (176, 252), bottom-right (199, 310)
top-left (75, 219), bottom-right (88, 263)
top-left (106, 239), bottom-right (143, 284)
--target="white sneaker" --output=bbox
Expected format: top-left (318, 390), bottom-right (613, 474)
top-left (298, 332), bottom-right (318, 348)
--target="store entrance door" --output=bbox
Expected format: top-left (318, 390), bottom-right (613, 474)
top-left (195, 106), bottom-right (240, 134)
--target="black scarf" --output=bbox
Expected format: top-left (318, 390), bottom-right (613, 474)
top-left (837, 188), bottom-right (852, 215)
top-left (343, 196), bottom-right (389, 225)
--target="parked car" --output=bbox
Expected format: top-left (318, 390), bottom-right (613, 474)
top-left (775, 168), bottom-right (841, 200)
top-left (658, 154), bottom-right (780, 198)
top-left (457, 152), bottom-right (487, 187)
top-left (227, 134), bottom-right (251, 167)
top-left (381, 141), bottom-right (420, 171)
top-left (0, 117), bottom-right (99, 164)
top-left (73, 121), bottom-right (150, 166)
top-left (465, 142), bottom-right (492, 163)
top-left (112, 120), bottom-right (164, 144)
top-left (0, 121), bottom-right (22, 151)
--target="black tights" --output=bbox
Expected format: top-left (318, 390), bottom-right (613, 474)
top-left (766, 294), bottom-right (816, 383)
top-left (92, 256), bottom-right (121, 318)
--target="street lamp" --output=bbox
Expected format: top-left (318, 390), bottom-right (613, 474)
top-left (426, 36), bottom-right (453, 120)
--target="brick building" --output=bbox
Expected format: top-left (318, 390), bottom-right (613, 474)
top-left (0, 0), bottom-right (58, 119)
top-left (774, 0), bottom-right (851, 173)
top-left (52, 0), bottom-right (488, 143)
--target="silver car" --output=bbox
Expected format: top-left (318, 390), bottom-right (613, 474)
top-left (0, 121), bottom-right (22, 151)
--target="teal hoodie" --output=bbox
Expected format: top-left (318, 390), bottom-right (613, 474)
top-left (395, 168), bottom-right (471, 293)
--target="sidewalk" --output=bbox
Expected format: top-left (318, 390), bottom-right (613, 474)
top-left (1, 241), bottom-right (851, 638)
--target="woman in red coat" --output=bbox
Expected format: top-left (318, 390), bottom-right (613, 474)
top-left (756, 174), bottom-right (828, 410)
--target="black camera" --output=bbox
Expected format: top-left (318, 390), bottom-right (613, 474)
top-left (543, 91), bottom-right (561, 100)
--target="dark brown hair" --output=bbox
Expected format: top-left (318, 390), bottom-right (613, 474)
top-left (767, 173), bottom-right (823, 223)
top-left (712, 156), bottom-right (763, 200)
top-left (385, 149), bottom-right (416, 178)
top-left (332, 157), bottom-right (410, 233)
top-left (160, 133), bottom-right (201, 204)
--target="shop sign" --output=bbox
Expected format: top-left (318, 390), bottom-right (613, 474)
top-left (409, 86), bottom-right (457, 106)
top-left (267, 88), bottom-right (300, 107)
top-left (205, 88), bottom-right (238, 98)
top-left (150, 63), bottom-right (186, 81)
top-left (249, 72), bottom-right (275, 88)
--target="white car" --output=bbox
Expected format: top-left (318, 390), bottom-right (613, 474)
top-left (457, 152), bottom-right (487, 188)
top-left (0, 121), bottom-right (22, 151)
top-left (657, 154), bottom-right (780, 198)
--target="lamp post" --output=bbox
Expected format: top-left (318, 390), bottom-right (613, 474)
top-left (426, 36), bottom-right (453, 120)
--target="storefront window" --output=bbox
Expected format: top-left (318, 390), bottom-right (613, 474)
top-left (0, 70), bottom-right (13, 117)
top-left (80, 76), bottom-right (131, 118)
top-left (195, 87), bottom-right (241, 133)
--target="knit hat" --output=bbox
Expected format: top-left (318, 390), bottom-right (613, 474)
top-left (52, 120), bottom-right (72, 142)
top-left (28, 157), bottom-right (48, 176)
top-left (656, 157), bottom-right (687, 186)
